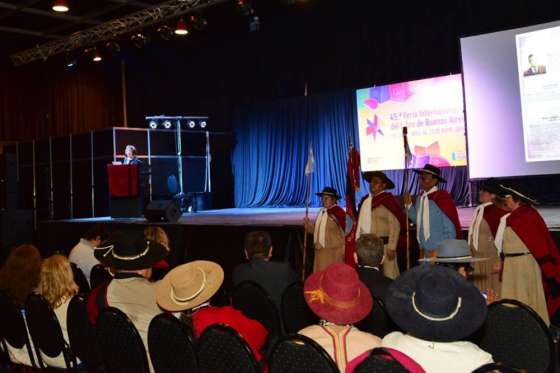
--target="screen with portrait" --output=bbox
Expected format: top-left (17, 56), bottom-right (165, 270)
top-left (356, 74), bottom-right (466, 172)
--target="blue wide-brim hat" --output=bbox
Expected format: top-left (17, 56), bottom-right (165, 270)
top-left (384, 265), bottom-right (486, 342)
top-left (419, 239), bottom-right (488, 263)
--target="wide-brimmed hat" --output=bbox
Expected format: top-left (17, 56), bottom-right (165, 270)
top-left (413, 164), bottom-right (446, 183)
top-left (304, 262), bottom-right (372, 325)
top-left (384, 265), bottom-right (486, 342)
top-left (479, 178), bottom-right (500, 195)
top-left (419, 239), bottom-right (487, 263)
top-left (156, 260), bottom-right (224, 312)
top-left (496, 183), bottom-right (538, 205)
top-left (316, 186), bottom-right (341, 200)
top-left (362, 171), bottom-right (396, 190)
top-left (94, 231), bottom-right (168, 270)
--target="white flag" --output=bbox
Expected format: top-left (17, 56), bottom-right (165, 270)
top-left (305, 145), bottom-right (315, 176)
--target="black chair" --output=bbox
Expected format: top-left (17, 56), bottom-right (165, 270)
top-left (25, 294), bottom-right (77, 370)
top-left (90, 264), bottom-right (112, 290)
top-left (71, 262), bottom-right (91, 295)
top-left (355, 297), bottom-right (400, 337)
top-left (67, 295), bottom-right (102, 369)
top-left (471, 362), bottom-right (523, 373)
top-left (268, 334), bottom-right (339, 373)
top-left (148, 313), bottom-right (198, 373)
top-left (96, 307), bottom-right (149, 373)
top-left (474, 299), bottom-right (555, 373)
top-left (231, 281), bottom-right (283, 337)
top-left (281, 282), bottom-right (318, 334)
top-left (354, 347), bottom-right (412, 373)
top-left (0, 292), bottom-right (38, 368)
top-left (197, 324), bottom-right (259, 373)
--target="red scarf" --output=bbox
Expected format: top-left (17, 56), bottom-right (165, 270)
top-left (427, 190), bottom-right (462, 239)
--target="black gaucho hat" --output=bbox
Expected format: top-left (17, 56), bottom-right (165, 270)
top-left (413, 164), bottom-right (447, 183)
top-left (94, 231), bottom-right (168, 271)
top-left (316, 186), bottom-right (341, 200)
top-left (495, 184), bottom-right (538, 205)
top-left (384, 265), bottom-right (487, 342)
top-left (362, 171), bottom-right (396, 190)
top-left (479, 178), bottom-right (500, 195)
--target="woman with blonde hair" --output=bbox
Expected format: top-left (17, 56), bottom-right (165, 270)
top-left (37, 255), bottom-right (80, 368)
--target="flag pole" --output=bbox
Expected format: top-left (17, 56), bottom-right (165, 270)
top-left (303, 173), bottom-right (311, 281)
top-left (403, 127), bottom-right (411, 270)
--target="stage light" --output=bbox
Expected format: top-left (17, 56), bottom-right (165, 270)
top-left (65, 53), bottom-right (76, 68)
top-left (131, 33), bottom-right (148, 49)
top-left (200, 120), bottom-right (207, 128)
top-left (52, 0), bottom-right (69, 13)
top-left (149, 120), bottom-right (158, 129)
top-left (163, 120), bottom-right (172, 129)
top-left (92, 48), bottom-right (102, 62)
top-left (157, 25), bottom-right (174, 41)
top-left (188, 120), bottom-right (196, 128)
top-left (175, 18), bottom-right (189, 36)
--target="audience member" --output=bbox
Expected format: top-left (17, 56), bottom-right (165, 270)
top-left (299, 263), bottom-right (381, 372)
top-left (354, 234), bottom-right (392, 301)
top-left (69, 225), bottom-right (106, 286)
top-left (232, 231), bottom-right (298, 310)
top-left (37, 255), bottom-right (80, 368)
top-left (156, 260), bottom-right (268, 362)
top-left (382, 265), bottom-right (493, 373)
top-left (144, 226), bottom-right (171, 276)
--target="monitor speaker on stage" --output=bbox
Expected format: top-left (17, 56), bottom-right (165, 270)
top-left (144, 200), bottom-right (181, 223)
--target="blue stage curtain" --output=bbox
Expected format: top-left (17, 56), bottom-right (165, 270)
top-left (232, 90), bottom-right (470, 208)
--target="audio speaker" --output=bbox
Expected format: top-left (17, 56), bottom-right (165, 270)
top-left (144, 200), bottom-right (181, 223)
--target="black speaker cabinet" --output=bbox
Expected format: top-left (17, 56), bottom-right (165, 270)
top-left (144, 200), bottom-right (181, 223)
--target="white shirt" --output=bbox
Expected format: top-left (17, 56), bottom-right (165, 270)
top-left (382, 332), bottom-right (493, 373)
top-left (69, 239), bottom-right (100, 286)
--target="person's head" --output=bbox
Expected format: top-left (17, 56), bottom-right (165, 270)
top-left (304, 263), bottom-right (372, 325)
top-left (244, 231), bottom-right (272, 260)
top-left (355, 234), bottom-right (385, 267)
top-left (438, 262), bottom-right (474, 279)
top-left (38, 255), bottom-right (79, 308)
top-left (363, 171), bottom-right (395, 195)
top-left (315, 187), bottom-right (341, 209)
top-left (496, 184), bottom-right (537, 212)
top-left (83, 225), bottom-right (107, 247)
top-left (144, 226), bottom-right (170, 251)
top-left (478, 179), bottom-right (499, 204)
top-left (414, 164), bottom-right (445, 192)
top-left (0, 244), bottom-right (42, 305)
top-left (528, 54), bottom-right (536, 67)
top-left (156, 260), bottom-right (224, 312)
top-left (125, 145), bottom-right (136, 159)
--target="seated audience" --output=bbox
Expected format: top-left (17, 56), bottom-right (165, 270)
top-left (299, 262), bottom-right (381, 372)
top-left (69, 225), bottom-right (106, 286)
top-left (90, 231), bottom-right (167, 371)
top-left (156, 260), bottom-right (268, 362)
top-left (37, 255), bottom-right (80, 368)
top-left (0, 244), bottom-right (42, 366)
top-left (232, 231), bottom-right (298, 310)
top-left (382, 265), bottom-right (493, 373)
top-left (354, 234), bottom-right (392, 301)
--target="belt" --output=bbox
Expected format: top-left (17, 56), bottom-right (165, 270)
top-left (504, 252), bottom-right (531, 258)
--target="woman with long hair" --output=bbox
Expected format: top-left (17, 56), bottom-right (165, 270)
top-left (0, 244), bottom-right (42, 305)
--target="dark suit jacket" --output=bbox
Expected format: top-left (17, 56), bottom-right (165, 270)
top-left (232, 258), bottom-right (298, 311)
top-left (357, 266), bottom-right (393, 302)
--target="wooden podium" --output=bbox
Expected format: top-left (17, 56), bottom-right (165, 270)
top-left (107, 164), bottom-right (142, 218)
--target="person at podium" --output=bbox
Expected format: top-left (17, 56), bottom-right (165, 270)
top-left (123, 145), bottom-right (142, 165)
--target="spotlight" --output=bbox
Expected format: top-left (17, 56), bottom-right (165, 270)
top-left (157, 25), bottom-right (174, 41)
top-left (52, 0), bottom-right (69, 13)
top-left (175, 18), bottom-right (189, 36)
top-left (188, 120), bottom-right (196, 128)
top-left (149, 120), bottom-right (158, 129)
top-left (65, 53), bottom-right (76, 68)
top-left (163, 120), bottom-right (172, 129)
top-left (131, 33), bottom-right (148, 49)
top-left (199, 121), bottom-right (207, 128)
top-left (92, 48), bottom-right (102, 62)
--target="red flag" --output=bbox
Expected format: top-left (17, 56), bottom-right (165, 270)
top-left (344, 145), bottom-right (361, 266)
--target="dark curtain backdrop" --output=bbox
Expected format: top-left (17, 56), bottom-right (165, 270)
top-left (232, 90), bottom-right (470, 208)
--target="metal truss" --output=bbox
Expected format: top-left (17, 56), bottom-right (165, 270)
top-left (10, 0), bottom-right (227, 66)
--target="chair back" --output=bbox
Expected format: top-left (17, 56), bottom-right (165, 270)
top-left (90, 264), bottom-right (112, 290)
top-left (25, 294), bottom-right (76, 369)
top-left (0, 292), bottom-right (36, 367)
top-left (148, 313), bottom-right (198, 373)
top-left (281, 282), bottom-right (318, 334)
top-left (70, 262), bottom-right (91, 294)
top-left (231, 281), bottom-right (282, 337)
top-left (354, 348), bottom-right (413, 373)
top-left (67, 295), bottom-right (101, 368)
top-left (268, 334), bottom-right (338, 373)
top-left (197, 324), bottom-right (259, 373)
top-left (96, 307), bottom-right (149, 373)
top-left (475, 299), bottom-right (554, 373)
top-left (355, 297), bottom-right (400, 337)
top-left (471, 362), bottom-right (523, 373)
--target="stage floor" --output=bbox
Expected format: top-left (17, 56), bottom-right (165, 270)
top-left (47, 206), bottom-right (560, 230)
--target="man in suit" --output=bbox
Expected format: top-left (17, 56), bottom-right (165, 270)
top-left (232, 231), bottom-right (298, 311)
top-left (354, 233), bottom-right (392, 301)
top-left (524, 54), bottom-right (547, 76)
top-left (123, 144), bottom-right (142, 165)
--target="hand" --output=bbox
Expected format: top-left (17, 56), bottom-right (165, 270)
top-left (483, 289), bottom-right (498, 305)
top-left (386, 249), bottom-right (396, 260)
top-left (303, 217), bottom-right (310, 225)
top-left (403, 192), bottom-right (413, 205)
top-left (491, 261), bottom-right (503, 274)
